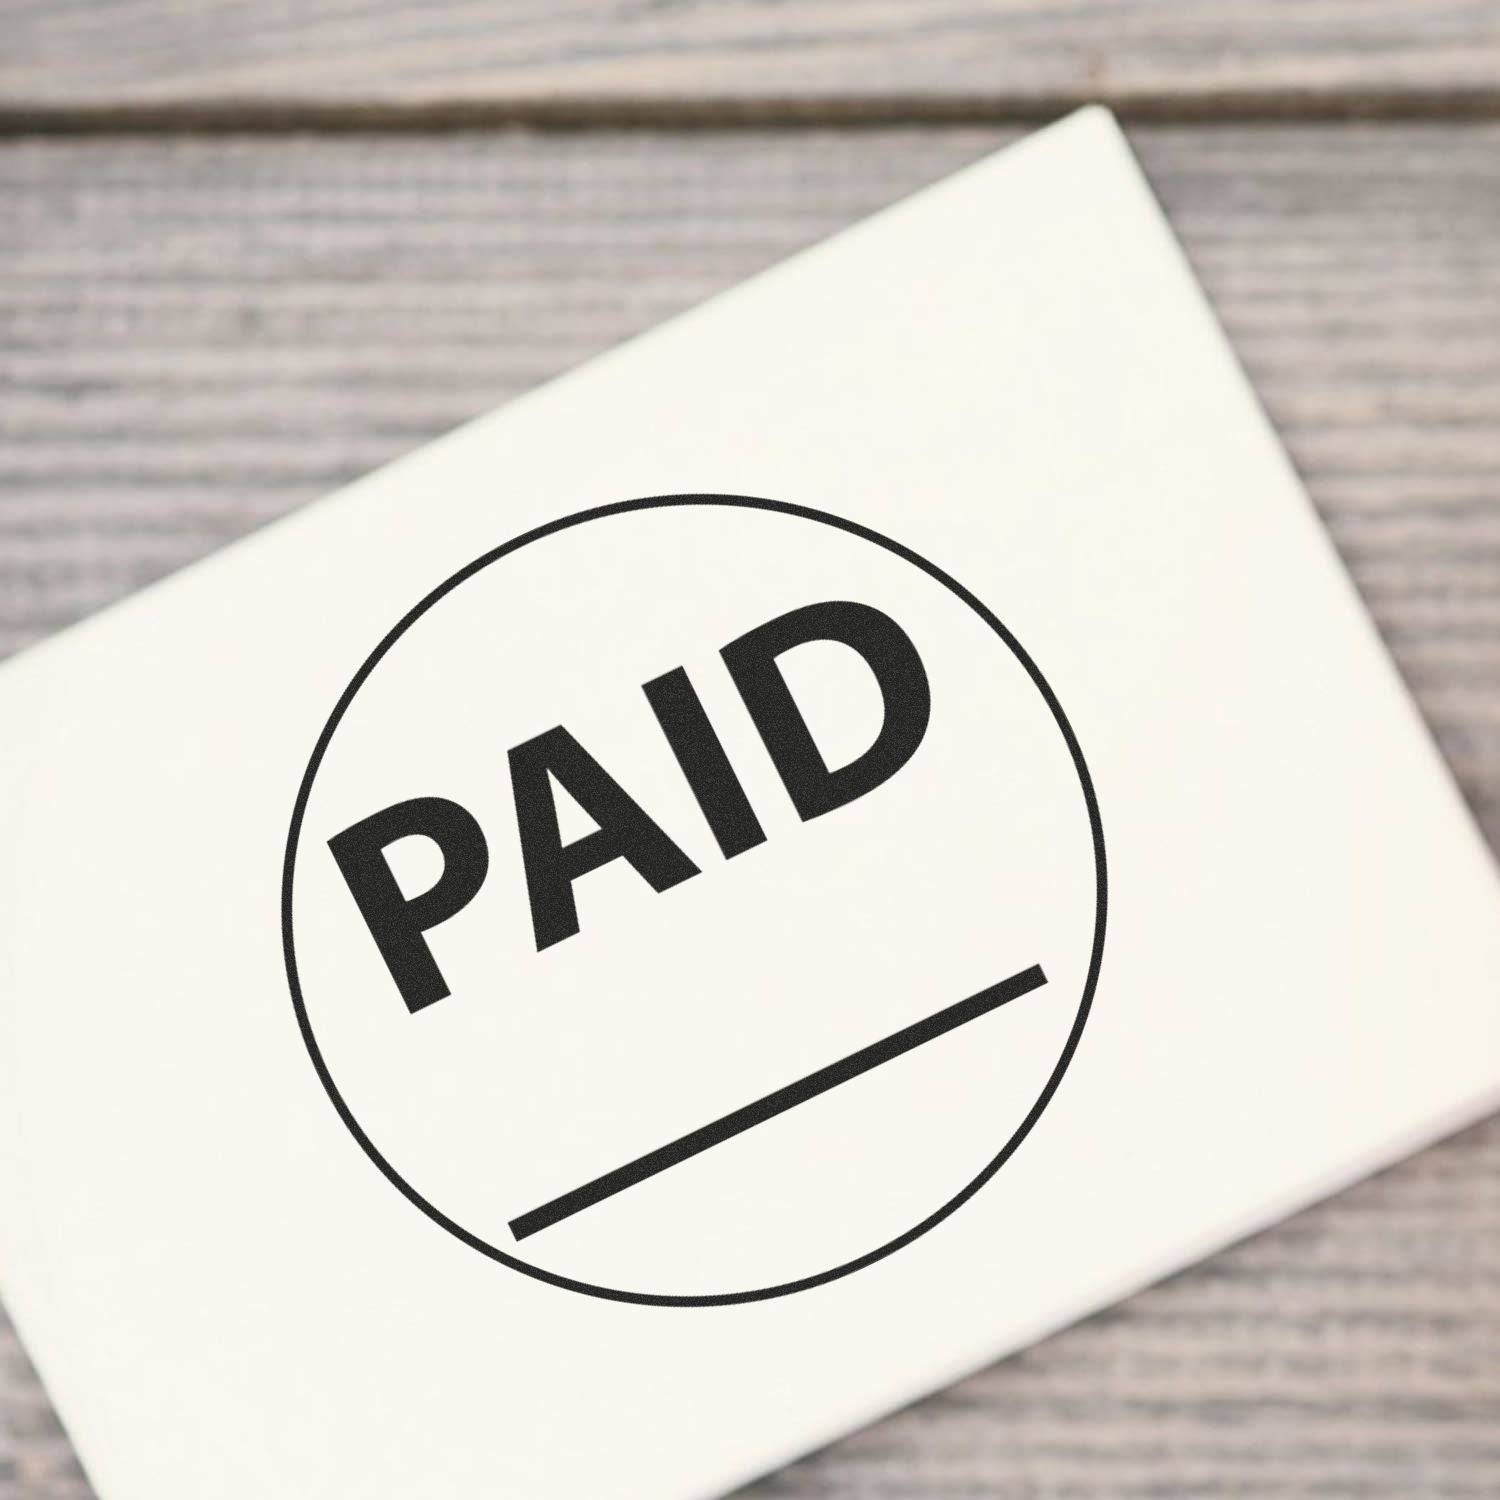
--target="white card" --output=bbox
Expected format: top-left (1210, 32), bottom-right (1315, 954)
top-left (2, 107), bottom-right (1497, 1500)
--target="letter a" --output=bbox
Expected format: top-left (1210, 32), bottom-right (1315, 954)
top-left (510, 726), bottom-right (699, 951)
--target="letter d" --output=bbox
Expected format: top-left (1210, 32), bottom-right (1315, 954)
top-left (722, 600), bottom-right (931, 822)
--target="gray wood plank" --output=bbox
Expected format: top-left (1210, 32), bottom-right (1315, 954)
top-left (3, 3), bottom-right (1500, 124)
top-left (1, 123), bottom-right (1498, 1497)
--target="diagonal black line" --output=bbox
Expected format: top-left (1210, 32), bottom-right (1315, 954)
top-left (509, 962), bottom-right (1047, 1242)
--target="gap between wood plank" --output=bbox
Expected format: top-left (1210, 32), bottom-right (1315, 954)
top-left (5, 87), bottom-right (1500, 135)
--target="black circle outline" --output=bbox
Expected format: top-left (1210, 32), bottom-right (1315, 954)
top-left (282, 494), bottom-right (1107, 1307)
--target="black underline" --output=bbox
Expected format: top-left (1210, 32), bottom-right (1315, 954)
top-left (509, 961), bottom-right (1048, 1242)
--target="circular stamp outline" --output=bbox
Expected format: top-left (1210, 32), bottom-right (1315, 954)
top-left (282, 494), bottom-right (1107, 1307)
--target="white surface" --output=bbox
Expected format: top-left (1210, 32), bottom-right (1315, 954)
top-left (1, 107), bottom-right (1497, 1499)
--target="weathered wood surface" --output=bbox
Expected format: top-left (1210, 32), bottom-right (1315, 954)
top-left (1, 123), bottom-right (1499, 1495)
top-left (4, 2), bottom-right (1500, 125)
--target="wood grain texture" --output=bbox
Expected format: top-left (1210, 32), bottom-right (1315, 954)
top-left (1, 123), bottom-right (1499, 1496)
top-left (4, 2), bottom-right (1500, 124)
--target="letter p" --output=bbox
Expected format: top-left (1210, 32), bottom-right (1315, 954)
top-left (328, 796), bottom-right (489, 1014)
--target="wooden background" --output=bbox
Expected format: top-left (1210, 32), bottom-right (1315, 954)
top-left (3, 5), bottom-right (1500, 1497)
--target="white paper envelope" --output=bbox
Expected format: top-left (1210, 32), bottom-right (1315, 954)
top-left (2, 107), bottom-right (1497, 1500)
